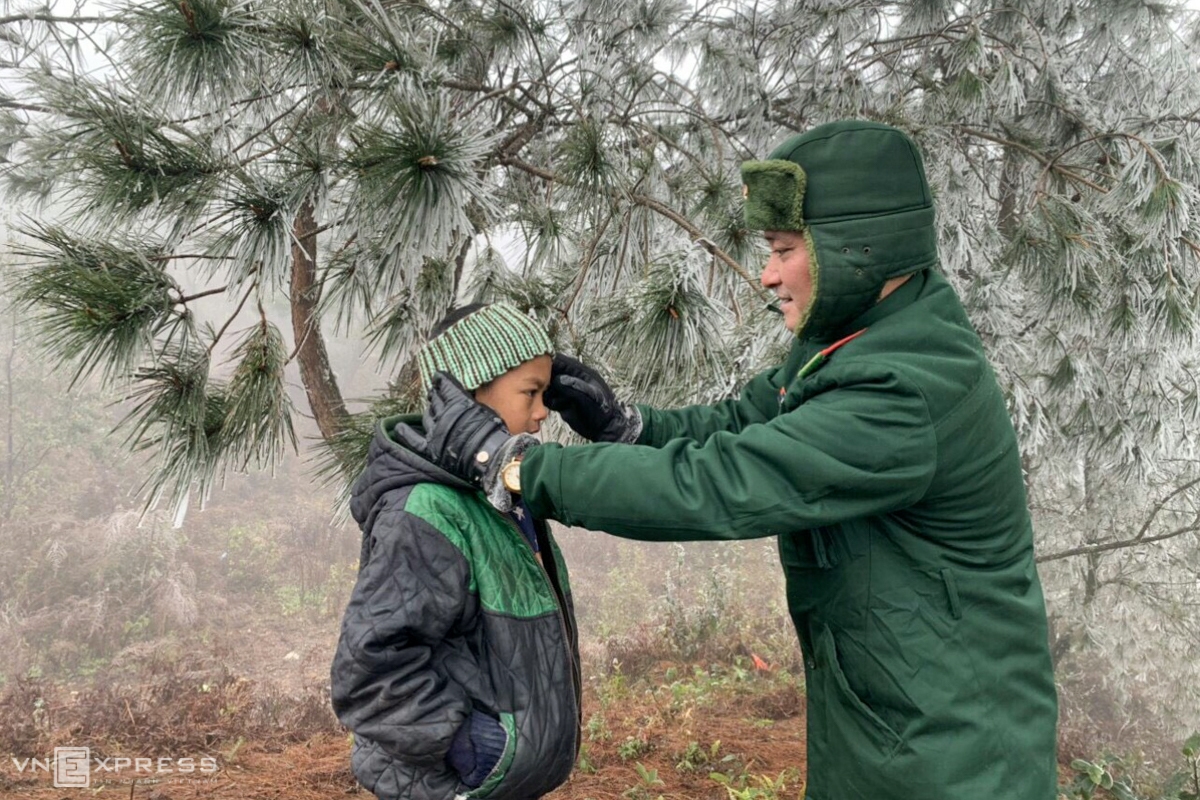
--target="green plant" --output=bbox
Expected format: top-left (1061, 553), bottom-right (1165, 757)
top-left (222, 736), bottom-right (246, 765)
top-left (220, 524), bottom-right (282, 595)
top-left (322, 560), bottom-right (359, 616)
top-left (1065, 757), bottom-right (1137, 800)
top-left (1175, 733), bottom-right (1200, 800)
top-left (622, 762), bottom-right (665, 800)
top-left (657, 548), bottom-right (732, 660)
top-left (589, 545), bottom-right (658, 638)
top-left (657, 662), bottom-right (761, 716)
top-left (676, 739), bottom-right (727, 773)
top-left (586, 711), bottom-right (611, 743)
top-left (122, 613), bottom-right (152, 643)
top-left (275, 584), bottom-right (325, 618)
top-left (71, 656), bottom-right (112, 679)
top-left (617, 734), bottom-right (651, 762)
top-left (710, 768), bottom-right (802, 800)
top-left (1064, 738), bottom-right (1200, 800)
top-left (25, 694), bottom-right (51, 734)
top-left (634, 763), bottom-right (663, 786)
top-left (576, 743), bottom-right (597, 775)
top-left (597, 665), bottom-right (630, 708)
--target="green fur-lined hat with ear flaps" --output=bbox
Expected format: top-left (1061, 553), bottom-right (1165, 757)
top-left (741, 120), bottom-right (939, 342)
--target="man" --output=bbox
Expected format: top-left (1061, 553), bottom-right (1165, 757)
top-left (399, 120), bottom-right (1059, 799)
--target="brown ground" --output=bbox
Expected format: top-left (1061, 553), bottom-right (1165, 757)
top-left (1, 603), bottom-right (810, 800)
top-left (0, 682), bottom-right (808, 800)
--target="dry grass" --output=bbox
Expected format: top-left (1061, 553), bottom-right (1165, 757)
top-left (0, 662), bottom-right (339, 758)
top-left (0, 664), bottom-right (809, 800)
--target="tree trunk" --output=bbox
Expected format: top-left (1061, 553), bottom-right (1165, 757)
top-left (2, 314), bottom-right (14, 526)
top-left (1081, 462), bottom-right (1100, 606)
top-left (451, 235), bottom-right (472, 298)
top-left (997, 145), bottom-right (1021, 238)
top-left (290, 200), bottom-right (348, 444)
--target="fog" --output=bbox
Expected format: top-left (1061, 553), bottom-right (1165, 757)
top-left (1, 7), bottom-right (1199, 794)
top-left (0, 276), bottom-right (1197, 798)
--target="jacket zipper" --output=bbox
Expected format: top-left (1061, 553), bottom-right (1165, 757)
top-left (494, 510), bottom-right (582, 756)
top-left (778, 331), bottom-right (868, 567)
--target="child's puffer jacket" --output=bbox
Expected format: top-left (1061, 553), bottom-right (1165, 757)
top-left (331, 415), bottom-right (581, 800)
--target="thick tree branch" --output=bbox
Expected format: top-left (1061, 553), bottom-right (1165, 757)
top-left (154, 255), bottom-right (233, 263)
top-left (0, 14), bottom-right (104, 25)
top-left (632, 193), bottom-right (765, 296)
top-left (498, 154), bottom-right (555, 182)
top-left (1037, 524), bottom-right (1200, 563)
top-left (565, 210), bottom-right (615, 314)
top-left (206, 282), bottom-right (257, 356)
top-left (289, 200), bottom-right (348, 442)
top-left (1038, 475), bottom-right (1200, 562)
top-left (176, 285), bottom-right (229, 304)
top-left (956, 125), bottom-right (1110, 194)
top-left (498, 155), bottom-right (769, 302)
top-left (0, 98), bottom-right (51, 113)
top-left (1133, 476), bottom-right (1200, 539)
top-left (441, 78), bottom-right (539, 117)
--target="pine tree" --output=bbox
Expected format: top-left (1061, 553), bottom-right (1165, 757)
top-left (4, 0), bottom-right (1200, 727)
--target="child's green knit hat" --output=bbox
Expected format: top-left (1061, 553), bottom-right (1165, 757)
top-left (417, 303), bottom-right (553, 394)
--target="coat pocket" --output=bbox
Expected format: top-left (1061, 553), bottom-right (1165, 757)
top-left (940, 568), bottom-right (962, 620)
top-left (814, 625), bottom-right (903, 760)
top-left (464, 712), bottom-right (517, 799)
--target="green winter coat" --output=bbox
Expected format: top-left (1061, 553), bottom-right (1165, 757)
top-left (518, 120), bottom-right (1056, 798)
top-left (522, 268), bottom-right (1058, 799)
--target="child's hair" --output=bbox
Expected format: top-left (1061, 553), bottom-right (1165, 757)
top-left (417, 303), bottom-right (554, 394)
top-left (430, 303), bottom-right (487, 338)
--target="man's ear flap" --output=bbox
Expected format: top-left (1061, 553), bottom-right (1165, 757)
top-left (740, 159), bottom-right (807, 232)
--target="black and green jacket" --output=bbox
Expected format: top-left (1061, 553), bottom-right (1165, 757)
top-left (331, 416), bottom-right (581, 800)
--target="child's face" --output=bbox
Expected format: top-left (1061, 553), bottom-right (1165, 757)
top-left (474, 355), bottom-right (552, 435)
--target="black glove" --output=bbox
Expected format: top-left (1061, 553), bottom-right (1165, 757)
top-left (544, 354), bottom-right (642, 443)
top-left (394, 372), bottom-right (536, 510)
top-left (393, 372), bottom-right (513, 485)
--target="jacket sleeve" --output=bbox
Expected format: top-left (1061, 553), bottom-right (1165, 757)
top-left (636, 365), bottom-right (787, 446)
top-left (330, 507), bottom-right (472, 764)
top-left (524, 365), bottom-right (937, 541)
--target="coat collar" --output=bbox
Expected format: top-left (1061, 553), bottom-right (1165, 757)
top-left (842, 267), bottom-right (930, 334)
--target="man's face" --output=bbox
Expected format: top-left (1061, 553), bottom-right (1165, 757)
top-left (474, 355), bottom-right (552, 436)
top-left (760, 230), bottom-right (813, 333)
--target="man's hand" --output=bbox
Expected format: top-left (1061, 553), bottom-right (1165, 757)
top-left (544, 354), bottom-right (642, 443)
top-left (394, 372), bottom-right (535, 511)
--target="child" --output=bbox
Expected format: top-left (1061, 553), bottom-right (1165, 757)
top-left (331, 303), bottom-right (581, 800)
